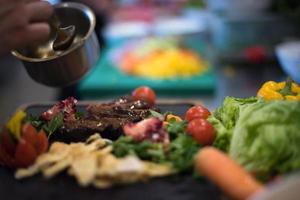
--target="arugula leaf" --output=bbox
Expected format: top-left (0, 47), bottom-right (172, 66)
top-left (168, 134), bottom-right (201, 172)
top-left (112, 136), bottom-right (134, 157)
top-left (25, 113), bottom-right (65, 138)
top-left (75, 112), bottom-right (84, 120)
top-left (112, 111), bottom-right (201, 173)
top-left (149, 110), bottom-right (163, 119)
top-left (43, 113), bottom-right (64, 138)
top-left (136, 141), bottom-right (165, 163)
top-left (166, 119), bottom-right (188, 139)
top-left (113, 136), bottom-right (166, 163)
top-left (113, 134), bottom-right (200, 172)
top-left (25, 114), bottom-right (45, 130)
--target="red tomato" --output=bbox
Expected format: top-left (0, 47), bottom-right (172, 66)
top-left (15, 139), bottom-right (37, 168)
top-left (35, 130), bottom-right (49, 155)
top-left (0, 145), bottom-right (5, 165)
top-left (187, 118), bottom-right (215, 145)
top-left (0, 130), bottom-right (16, 156)
top-left (132, 86), bottom-right (156, 106)
top-left (0, 142), bottom-right (16, 167)
top-left (185, 105), bottom-right (211, 122)
top-left (21, 123), bottom-right (37, 147)
top-left (0, 143), bottom-right (12, 166)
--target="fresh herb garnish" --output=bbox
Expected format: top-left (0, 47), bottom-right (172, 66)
top-left (43, 113), bottom-right (64, 138)
top-left (113, 136), bottom-right (166, 163)
top-left (25, 115), bottom-right (44, 130)
top-left (168, 134), bottom-right (200, 172)
top-left (112, 112), bottom-right (201, 172)
top-left (166, 119), bottom-right (188, 139)
top-left (75, 112), bottom-right (84, 120)
top-left (25, 112), bottom-right (64, 138)
top-left (149, 110), bottom-right (163, 119)
top-left (26, 112), bottom-right (64, 138)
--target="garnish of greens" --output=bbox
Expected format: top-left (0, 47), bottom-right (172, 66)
top-left (25, 111), bottom-right (84, 138)
top-left (24, 97), bottom-right (82, 138)
top-left (113, 116), bottom-right (201, 173)
top-left (25, 113), bottom-right (64, 138)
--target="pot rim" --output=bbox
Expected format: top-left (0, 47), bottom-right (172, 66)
top-left (11, 2), bottom-right (96, 63)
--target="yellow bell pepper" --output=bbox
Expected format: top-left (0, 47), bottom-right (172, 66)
top-left (292, 83), bottom-right (300, 93)
top-left (257, 79), bottom-right (300, 101)
top-left (6, 110), bottom-right (26, 139)
top-left (166, 114), bottom-right (182, 122)
top-left (163, 114), bottom-right (182, 127)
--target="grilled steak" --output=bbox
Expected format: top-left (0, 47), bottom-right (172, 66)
top-left (50, 97), bottom-right (158, 143)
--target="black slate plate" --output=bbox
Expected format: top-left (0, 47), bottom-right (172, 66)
top-left (0, 103), bottom-right (222, 200)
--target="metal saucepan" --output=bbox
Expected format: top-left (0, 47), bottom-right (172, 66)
top-left (12, 2), bottom-right (100, 87)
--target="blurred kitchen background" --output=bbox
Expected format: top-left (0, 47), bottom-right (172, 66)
top-left (0, 0), bottom-right (300, 123)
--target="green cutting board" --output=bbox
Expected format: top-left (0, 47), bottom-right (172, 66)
top-left (79, 33), bottom-right (216, 100)
top-left (78, 51), bottom-right (215, 99)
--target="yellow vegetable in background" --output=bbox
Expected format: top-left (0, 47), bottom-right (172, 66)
top-left (132, 49), bottom-right (207, 79)
top-left (257, 79), bottom-right (300, 101)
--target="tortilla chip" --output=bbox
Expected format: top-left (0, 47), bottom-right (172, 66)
top-left (15, 133), bottom-right (173, 188)
top-left (69, 152), bottom-right (97, 186)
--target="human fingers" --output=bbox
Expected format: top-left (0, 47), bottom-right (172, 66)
top-left (3, 23), bottom-right (50, 51)
top-left (26, 0), bottom-right (53, 22)
top-left (0, 1), bottom-right (18, 17)
top-left (0, 3), bottom-right (29, 36)
top-left (0, 0), bottom-right (38, 16)
top-left (0, 1), bottom-right (52, 36)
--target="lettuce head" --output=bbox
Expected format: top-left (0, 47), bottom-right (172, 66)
top-left (209, 97), bottom-right (300, 178)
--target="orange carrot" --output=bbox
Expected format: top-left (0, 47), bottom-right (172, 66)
top-left (195, 147), bottom-right (264, 200)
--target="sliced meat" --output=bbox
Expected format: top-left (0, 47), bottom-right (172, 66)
top-left (51, 98), bottom-right (158, 143)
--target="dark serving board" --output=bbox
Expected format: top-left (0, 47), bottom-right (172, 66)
top-left (0, 103), bottom-right (222, 200)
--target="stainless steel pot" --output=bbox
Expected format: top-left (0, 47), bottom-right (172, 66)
top-left (12, 2), bottom-right (100, 87)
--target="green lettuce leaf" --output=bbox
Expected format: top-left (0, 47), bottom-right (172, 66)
top-left (208, 97), bottom-right (257, 151)
top-left (229, 100), bottom-right (300, 178)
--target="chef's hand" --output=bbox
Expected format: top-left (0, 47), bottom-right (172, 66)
top-left (0, 0), bottom-right (53, 55)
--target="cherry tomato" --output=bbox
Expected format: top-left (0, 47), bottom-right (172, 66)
top-left (15, 139), bottom-right (37, 168)
top-left (35, 130), bottom-right (49, 155)
top-left (187, 118), bottom-right (215, 145)
top-left (185, 105), bottom-right (211, 122)
top-left (132, 86), bottom-right (156, 106)
top-left (21, 123), bottom-right (37, 147)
